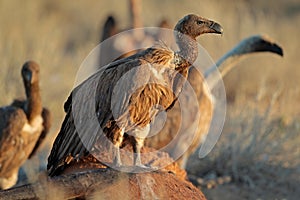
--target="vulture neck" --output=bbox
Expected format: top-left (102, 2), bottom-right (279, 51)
top-left (176, 33), bottom-right (198, 69)
top-left (171, 33), bottom-right (198, 98)
top-left (24, 81), bottom-right (42, 122)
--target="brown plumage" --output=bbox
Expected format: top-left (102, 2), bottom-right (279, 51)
top-left (47, 14), bottom-right (223, 176)
top-left (28, 108), bottom-right (51, 158)
top-left (145, 35), bottom-right (284, 168)
top-left (0, 61), bottom-right (51, 189)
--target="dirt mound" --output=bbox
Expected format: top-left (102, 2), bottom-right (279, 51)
top-left (85, 169), bottom-right (206, 200)
top-left (58, 147), bottom-right (204, 199)
top-left (1, 147), bottom-right (206, 199)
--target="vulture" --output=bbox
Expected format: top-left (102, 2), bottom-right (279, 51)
top-left (145, 35), bottom-right (283, 168)
top-left (47, 14), bottom-right (223, 176)
top-left (98, 0), bottom-right (171, 68)
top-left (100, 15), bottom-right (118, 42)
top-left (0, 61), bottom-right (51, 189)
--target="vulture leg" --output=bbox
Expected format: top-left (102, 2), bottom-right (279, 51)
top-left (113, 128), bottom-right (125, 167)
top-left (133, 137), bottom-right (144, 166)
top-left (114, 147), bottom-right (122, 167)
top-left (130, 125), bottom-right (150, 168)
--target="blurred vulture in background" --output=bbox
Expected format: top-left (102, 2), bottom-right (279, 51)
top-left (0, 61), bottom-right (51, 189)
top-left (98, 0), bottom-right (172, 68)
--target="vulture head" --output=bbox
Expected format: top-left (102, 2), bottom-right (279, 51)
top-left (174, 14), bottom-right (223, 68)
top-left (21, 61), bottom-right (40, 86)
top-left (175, 14), bottom-right (223, 39)
top-left (236, 35), bottom-right (283, 56)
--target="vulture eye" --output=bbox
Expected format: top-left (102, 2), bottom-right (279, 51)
top-left (197, 20), bottom-right (204, 25)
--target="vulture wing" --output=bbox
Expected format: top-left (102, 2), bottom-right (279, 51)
top-left (0, 107), bottom-right (27, 179)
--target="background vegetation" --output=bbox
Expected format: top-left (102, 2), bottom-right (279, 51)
top-left (0, 0), bottom-right (299, 199)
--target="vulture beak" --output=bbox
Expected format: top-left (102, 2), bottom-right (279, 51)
top-left (23, 72), bottom-right (32, 84)
top-left (209, 21), bottom-right (223, 34)
top-left (23, 72), bottom-right (32, 85)
top-left (258, 38), bottom-right (284, 56)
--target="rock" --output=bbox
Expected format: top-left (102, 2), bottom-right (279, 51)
top-left (0, 147), bottom-right (206, 199)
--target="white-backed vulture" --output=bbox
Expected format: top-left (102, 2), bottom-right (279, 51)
top-left (47, 14), bottom-right (223, 176)
top-left (0, 61), bottom-right (51, 189)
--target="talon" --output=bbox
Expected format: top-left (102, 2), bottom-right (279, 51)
top-left (136, 164), bottom-right (149, 169)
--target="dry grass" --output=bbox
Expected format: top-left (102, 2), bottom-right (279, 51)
top-left (0, 0), bottom-right (299, 199)
top-left (187, 77), bottom-right (299, 199)
top-left (187, 97), bottom-right (300, 199)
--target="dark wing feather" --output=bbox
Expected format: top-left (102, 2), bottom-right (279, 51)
top-left (10, 99), bottom-right (25, 109)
